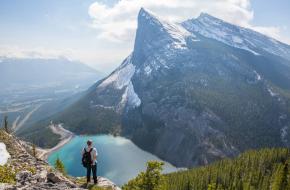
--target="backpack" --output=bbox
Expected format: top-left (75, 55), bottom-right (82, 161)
top-left (82, 148), bottom-right (93, 168)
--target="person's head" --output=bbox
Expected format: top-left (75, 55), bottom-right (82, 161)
top-left (87, 140), bottom-right (93, 147)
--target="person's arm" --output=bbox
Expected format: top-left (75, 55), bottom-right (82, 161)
top-left (92, 149), bottom-right (97, 164)
top-left (81, 148), bottom-right (84, 156)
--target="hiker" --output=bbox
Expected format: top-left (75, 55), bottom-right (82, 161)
top-left (82, 140), bottom-right (98, 185)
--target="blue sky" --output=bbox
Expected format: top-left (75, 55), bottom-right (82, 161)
top-left (0, 0), bottom-right (289, 73)
top-left (251, 0), bottom-right (290, 40)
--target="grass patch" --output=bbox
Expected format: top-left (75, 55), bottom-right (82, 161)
top-left (89, 185), bottom-right (113, 190)
top-left (0, 165), bottom-right (16, 184)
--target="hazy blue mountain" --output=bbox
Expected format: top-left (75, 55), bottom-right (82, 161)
top-left (22, 8), bottom-right (290, 167)
top-left (0, 57), bottom-right (102, 134)
top-left (0, 57), bottom-right (102, 92)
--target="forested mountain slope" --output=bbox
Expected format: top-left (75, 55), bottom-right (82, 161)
top-left (164, 148), bottom-right (290, 190)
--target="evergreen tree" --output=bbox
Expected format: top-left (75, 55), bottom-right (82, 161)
top-left (186, 180), bottom-right (193, 190)
top-left (123, 161), bottom-right (165, 190)
top-left (286, 160), bottom-right (290, 190)
top-left (3, 116), bottom-right (9, 133)
top-left (32, 143), bottom-right (37, 158)
top-left (54, 157), bottom-right (66, 175)
top-left (271, 164), bottom-right (284, 190)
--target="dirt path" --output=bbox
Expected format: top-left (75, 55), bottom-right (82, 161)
top-left (38, 124), bottom-right (74, 160)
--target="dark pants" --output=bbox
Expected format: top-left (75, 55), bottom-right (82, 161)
top-left (87, 163), bottom-right (97, 183)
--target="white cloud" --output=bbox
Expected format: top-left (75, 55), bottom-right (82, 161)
top-left (0, 45), bottom-right (130, 73)
top-left (249, 25), bottom-right (290, 45)
top-left (0, 46), bottom-right (75, 60)
top-left (88, 0), bottom-right (290, 44)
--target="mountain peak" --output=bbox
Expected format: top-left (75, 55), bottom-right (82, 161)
top-left (138, 7), bottom-right (165, 21)
top-left (198, 12), bottom-right (218, 19)
top-left (137, 8), bottom-right (162, 27)
top-left (137, 8), bottom-right (189, 36)
top-left (134, 8), bottom-right (193, 64)
top-left (139, 7), bottom-right (155, 18)
top-left (196, 12), bottom-right (224, 24)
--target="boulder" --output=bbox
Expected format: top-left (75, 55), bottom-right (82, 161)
top-left (35, 170), bottom-right (47, 182)
top-left (47, 172), bottom-right (63, 183)
top-left (96, 177), bottom-right (122, 190)
top-left (47, 172), bottom-right (77, 188)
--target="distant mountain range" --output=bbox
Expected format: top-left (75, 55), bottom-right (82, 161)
top-left (0, 57), bottom-right (102, 92)
top-left (21, 8), bottom-right (290, 167)
top-left (0, 57), bottom-right (102, 136)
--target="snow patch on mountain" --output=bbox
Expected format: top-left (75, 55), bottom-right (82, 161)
top-left (139, 8), bottom-right (193, 50)
top-left (90, 104), bottom-right (115, 110)
top-left (0, 143), bottom-right (10, 166)
top-left (281, 126), bottom-right (289, 144)
top-left (162, 22), bottom-right (192, 50)
top-left (99, 55), bottom-right (135, 89)
top-left (267, 87), bottom-right (278, 97)
top-left (98, 54), bottom-right (141, 109)
top-left (232, 36), bottom-right (243, 44)
top-left (254, 70), bottom-right (262, 81)
top-left (120, 81), bottom-right (141, 108)
top-left (182, 13), bottom-right (290, 59)
top-left (182, 14), bottom-right (260, 56)
top-left (144, 66), bottom-right (152, 75)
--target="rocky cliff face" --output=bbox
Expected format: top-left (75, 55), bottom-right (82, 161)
top-left (0, 130), bottom-right (120, 190)
top-left (24, 8), bottom-right (290, 168)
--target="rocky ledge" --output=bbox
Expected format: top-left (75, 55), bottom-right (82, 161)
top-left (0, 130), bottom-right (121, 190)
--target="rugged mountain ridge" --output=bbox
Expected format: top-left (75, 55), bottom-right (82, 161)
top-left (23, 8), bottom-right (290, 167)
top-left (183, 13), bottom-right (290, 61)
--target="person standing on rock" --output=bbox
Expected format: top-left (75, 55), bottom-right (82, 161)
top-left (82, 140), bottom-right (98, 185)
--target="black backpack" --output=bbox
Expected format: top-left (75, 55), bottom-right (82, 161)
top-left (82, 148), bottom-right (93, 168)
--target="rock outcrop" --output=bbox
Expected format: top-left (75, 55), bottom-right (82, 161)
top-left (0, 130), bottom-right (120, 190)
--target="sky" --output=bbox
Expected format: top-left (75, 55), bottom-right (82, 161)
top-left (0, 0), bottom-right (289, 73)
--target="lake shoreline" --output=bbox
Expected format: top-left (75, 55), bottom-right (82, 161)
top-left (39, 128), bottom-right (185, 173)
top-left (38, 124), bottom-right (75, 160)
top-left (47, 135), bottom-right (179, 185)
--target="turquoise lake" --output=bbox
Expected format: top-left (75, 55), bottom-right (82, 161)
top-left (48, 135), bottom-right (177, 185)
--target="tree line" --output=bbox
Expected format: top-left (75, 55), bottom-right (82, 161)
top-left (123, 148), bottom-right (290, 190)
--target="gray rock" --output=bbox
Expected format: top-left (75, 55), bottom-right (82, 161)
top-left (97, 177), bottom-right (122, 190)
top-left (0, 184), bottom-right (14, 190)
top-left (47, 172), bottom-right (77, 188)
top-left (16, 170), bottom-right (33, 185)
top-left (47, 172), bottom-right (62, 183)
top-left (35, 170), bottom-right (47, 182)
